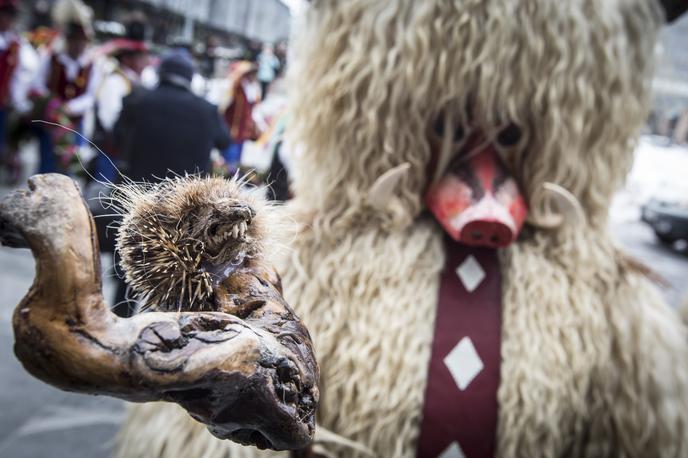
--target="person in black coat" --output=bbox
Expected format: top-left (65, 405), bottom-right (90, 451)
top-left (109, 50), bottom-right (231, 316)
top-left (114, 50), bottom-right (231, 183)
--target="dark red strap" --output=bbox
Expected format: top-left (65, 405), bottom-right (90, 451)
top-left (417, 239), bottom-right (502, 458)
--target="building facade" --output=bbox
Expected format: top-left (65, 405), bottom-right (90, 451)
top-left (654, 14), bottom-right (688, 113)
top-left (77, 0), bottom-right (290, 45)
top-left (207, 0), bottom-right (291, 43)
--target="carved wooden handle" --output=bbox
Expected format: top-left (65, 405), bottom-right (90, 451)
top-left (0, 174), bottom-right (318, 451)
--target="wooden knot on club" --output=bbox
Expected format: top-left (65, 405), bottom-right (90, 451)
top-left (0, 174), bottom-right (319, 451)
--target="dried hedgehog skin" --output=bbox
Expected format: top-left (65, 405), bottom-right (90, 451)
top-left (115, 177), bottom-right (270, 312)
top-left (0, 173), bottom-right (319, 451)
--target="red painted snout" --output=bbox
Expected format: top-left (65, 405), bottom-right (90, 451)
top-left (455, 193), bottom-right (518, 248)
top-left (425, 138), bottom-right (528, 248)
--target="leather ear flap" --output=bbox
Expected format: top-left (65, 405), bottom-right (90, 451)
top-left (659, 0), bottom-right (688, 23)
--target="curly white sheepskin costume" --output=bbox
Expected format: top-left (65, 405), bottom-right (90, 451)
top-left (117, 0), bottom-right (688, 456)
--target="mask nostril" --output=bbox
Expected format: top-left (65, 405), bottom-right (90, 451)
top-left (471, 231), bottom-right (482, 240)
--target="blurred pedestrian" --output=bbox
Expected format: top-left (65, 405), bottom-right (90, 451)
top-left (167, 37), bottom-right (208, 97)
top-left (257, 43), bottom-right (279, 98)
top-left (114, 50), bottom-right (231, 183)
top-left (0, 0), bottom-right (38, 183)
top-left (31, 0), bottom-right (98, 174)
top-left (109, 49), bottom-right (231, 315)
top-left (221, 60), bottom-right (260, 173)
top-left (199, 35), bottom-right (220, 79)
top-left (93, 14), bottom-right (150, 182)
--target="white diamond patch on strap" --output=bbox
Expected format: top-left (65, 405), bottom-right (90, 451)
top-left (455, 255), bottom-right (485, 293)
top-left (438, 441), bottom-right (466, 458)
top-left (444, 336), bottom-right (484, 391)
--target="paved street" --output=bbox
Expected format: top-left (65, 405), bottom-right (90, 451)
top-left (0, 246), bottom-right (125, 458)
top-left (0, 144), bottom-right (122, 458)
top-left (0, 142), bottom-right (687, 457)
top-left (611, 207), bottom-right (688, 307)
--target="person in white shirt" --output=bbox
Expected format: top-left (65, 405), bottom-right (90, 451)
top-left (0, 0), bottom-right (40, 183)
top-left (257, 43), bottom-right (280, 98)
top-left (93, 16), bottom-right (149, 182)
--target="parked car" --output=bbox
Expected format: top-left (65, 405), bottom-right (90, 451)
top-left (641, 184), bottom-right (688, 245)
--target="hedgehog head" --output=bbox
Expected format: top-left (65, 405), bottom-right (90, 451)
top-left (113, 176), bottom-right (268, 311)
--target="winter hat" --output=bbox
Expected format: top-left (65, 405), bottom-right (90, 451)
top-left (158, 49), bottom-right (196, 87)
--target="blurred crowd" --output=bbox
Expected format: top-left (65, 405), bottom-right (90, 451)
top-left (0, 0), bottom-right (290, 194)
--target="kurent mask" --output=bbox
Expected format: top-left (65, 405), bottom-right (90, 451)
top-left (426, 132), bottom-right (528, 248)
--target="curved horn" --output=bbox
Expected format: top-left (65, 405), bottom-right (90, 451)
top-left (367, 162), bottom-right (411, 210)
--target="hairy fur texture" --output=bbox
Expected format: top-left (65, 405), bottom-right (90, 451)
top-left (114, 177), bottom-right (277, 311)
top-left (286, 0), bottom-right (662, 233)
top-left (279, 223), bottom-right (444, 456)
top-left (117, 0), bottom-right (688, 457)
top-left (499, 228), bottom-right (688, 457)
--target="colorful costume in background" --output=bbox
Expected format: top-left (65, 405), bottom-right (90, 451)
top-left (26, 27), bottom-right (59, 51)
top-left (222, 61), bottom-right (261, 172)
top-left (119, 1), bottom-right (688, 457)
top-left (0, 32), bottom-right (19, 178)
top-left (33, 50), bottom-right (96, 173)
top-left (93, 19), bottom-right (150, 182)
top-left (31, 0), bottom-right (97, 175)
top-left (0, 33), bottom-right (19, 108)
top-left (0, 0), bottom-right (38, 182)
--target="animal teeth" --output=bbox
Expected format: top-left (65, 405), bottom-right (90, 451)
top-left (209, 223), bottom-right (247, 245)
